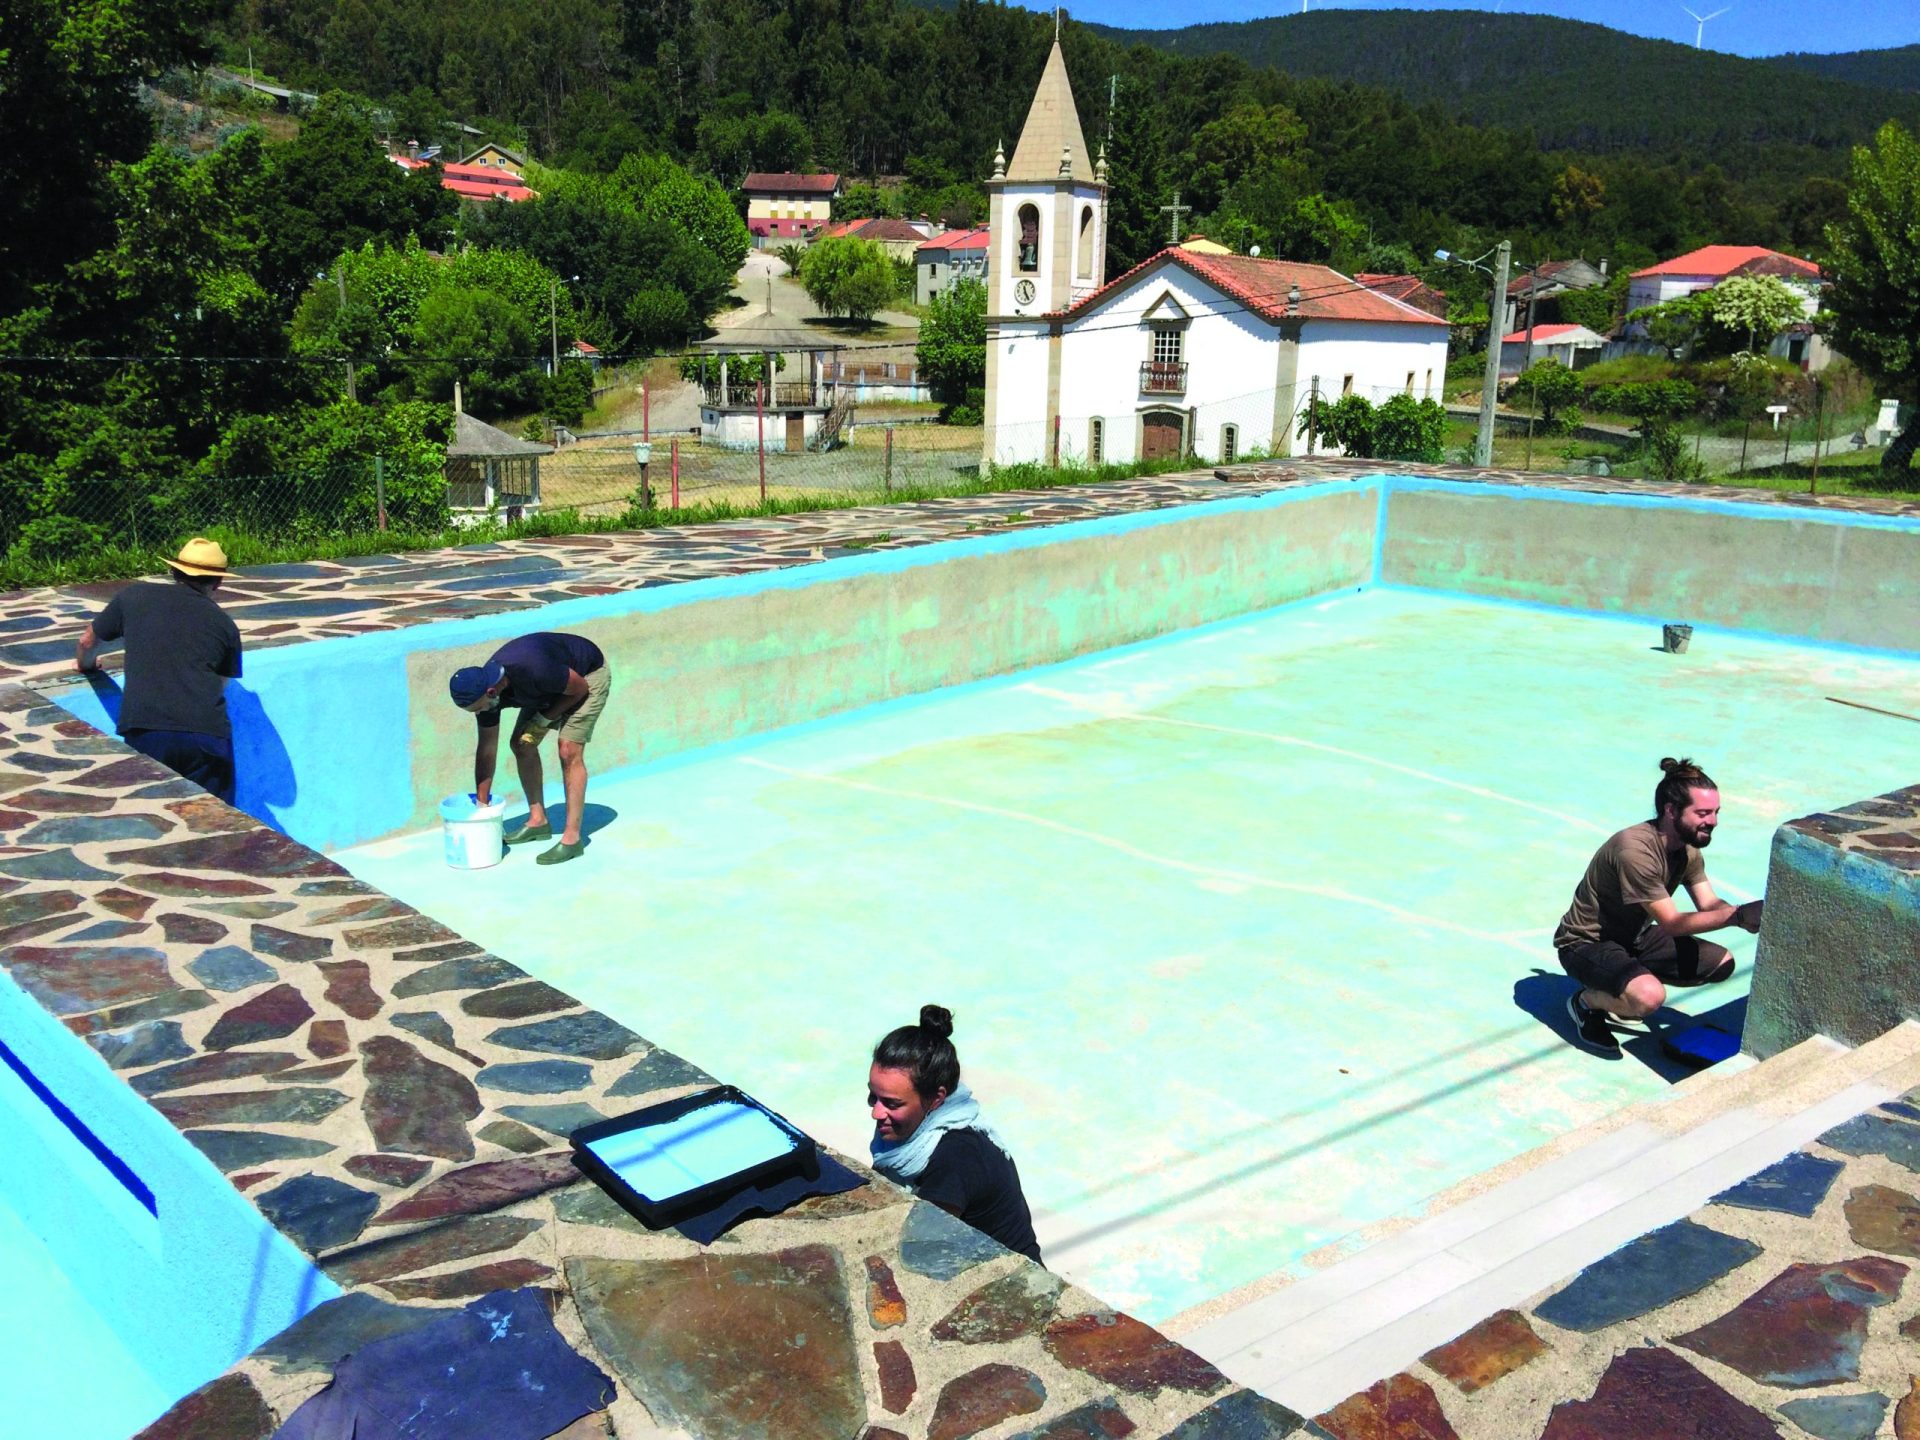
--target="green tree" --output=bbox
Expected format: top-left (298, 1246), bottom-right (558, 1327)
top-left (1298, 393), bottom-right (1378, 457)
top-left (1510, 358), bottom-right (1583, 432)
top-left (916, 279), bottom-right (986, 413)
top-left (1371, 393), bottom-right (1448, 462)
top-left (1631, 294), bottom-right (1708, 361)
top-left (1703, 274), bottom-right (1805, 353)
top-left (1822, 120), bottom-right (1920, 476)
top-left (797, 236), bottom-right (896, 321)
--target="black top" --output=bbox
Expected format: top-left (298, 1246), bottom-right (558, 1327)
top-left (916, 1129), bottom-right (1043, 1264)
top-left (91, 581), bottom-right (242, 738)
top-left (474, 632), bottom-right (604, 730)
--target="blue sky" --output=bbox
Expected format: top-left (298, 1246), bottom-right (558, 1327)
top-left (1069, 1), bottom-right (1920, 57)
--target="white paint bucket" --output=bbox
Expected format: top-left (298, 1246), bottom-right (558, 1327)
top-left (439, 794), bottom-right (507, 870)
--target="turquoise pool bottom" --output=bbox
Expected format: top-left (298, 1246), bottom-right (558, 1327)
top-left (341, 588), bottom-right (1920, 1323)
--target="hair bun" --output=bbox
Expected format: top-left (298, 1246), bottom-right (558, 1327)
top-left (1660, 756), bottom-right (1688, 775)
top-left (918, 1004), bottom-right (954, 1039)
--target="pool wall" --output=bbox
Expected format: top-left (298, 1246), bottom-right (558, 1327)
top-left (1744, 794), bottom-right (1920, 1057)
top-left (0, 968), bottom-right (338, 1418)
top-left (1380, 479), bottom-right (1920, 653)
top-left (43, 477), bottom-right (1920, 861)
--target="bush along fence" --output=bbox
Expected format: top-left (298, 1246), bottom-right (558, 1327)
top-left (0, 382), bottom-right (1447, 588)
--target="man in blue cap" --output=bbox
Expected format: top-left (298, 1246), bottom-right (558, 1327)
top-left (449, 632), bottom-right (610, 865)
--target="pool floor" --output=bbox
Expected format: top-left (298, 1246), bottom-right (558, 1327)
top-left (345, 588), bottom-right (1920, 1321)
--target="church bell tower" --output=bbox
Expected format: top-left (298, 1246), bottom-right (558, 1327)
top-left (983, 38), bottom-right (1108, 464)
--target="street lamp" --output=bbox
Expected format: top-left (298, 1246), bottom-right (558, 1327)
top-left (319, 265), bottom-right (356, 402)
top-left (549, 274), bottom-right (581, 376)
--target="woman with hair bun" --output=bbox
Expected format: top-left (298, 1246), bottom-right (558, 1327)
top-left (867, 1005), bottom-right (1041, 1264)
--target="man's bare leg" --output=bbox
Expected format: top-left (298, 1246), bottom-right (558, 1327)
top-left (512, 739), bottom-right (548, 831)
top-left (557, 740), bottom-right (587, 846)
top-left (1585, 974), bottom-right (1666, 1021)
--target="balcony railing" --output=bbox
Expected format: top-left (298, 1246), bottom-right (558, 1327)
top-left (1140, 361), bottom-right (1188, 395)
top-left (700, 379), bottom-right (837, 409)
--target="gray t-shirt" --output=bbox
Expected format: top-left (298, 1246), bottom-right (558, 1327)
top-left (1555, 820), bottom-right (1704, 950)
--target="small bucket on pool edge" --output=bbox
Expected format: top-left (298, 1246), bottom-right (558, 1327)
top-left (440, 794), bottom-right (507, 870)
top-left (1661, 623), bottom-right (1693, 655)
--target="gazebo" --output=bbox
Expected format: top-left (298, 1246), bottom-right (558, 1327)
top-left (692, 286), bottom-right (849, 453)
top-left (444, 409), bottom-right (550, 522)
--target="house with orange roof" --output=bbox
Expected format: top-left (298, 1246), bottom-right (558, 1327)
top-left (1626, 245), bottom-right (1829, 369)
top-left (916, 227), bottom-right (990, 304)
top-left (984, 41), bottom-right (1447, 467)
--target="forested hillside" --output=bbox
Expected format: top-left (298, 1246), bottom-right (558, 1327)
top-left (1084, 10), bottom-right (1920, 176)
top-left (6, 0), bottom-right (1909, 571)
top-left (1769, 45), bottom-right (1920, 95)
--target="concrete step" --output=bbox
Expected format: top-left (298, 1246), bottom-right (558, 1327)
top-left (1183, 1022), bottom-right (1920, 1417)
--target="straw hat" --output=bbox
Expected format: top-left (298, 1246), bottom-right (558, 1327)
top-left (166, 537), bottom-right (231, 578)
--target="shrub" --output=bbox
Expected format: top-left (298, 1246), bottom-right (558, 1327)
top-left (1372, 394), bottom-right (1448, 462)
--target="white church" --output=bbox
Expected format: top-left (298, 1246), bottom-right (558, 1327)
top-left (983, 42), bottom-right (1451, 468)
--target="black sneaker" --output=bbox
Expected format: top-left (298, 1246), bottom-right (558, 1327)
top-left (1567, 993), bottom-right (1623, 1056)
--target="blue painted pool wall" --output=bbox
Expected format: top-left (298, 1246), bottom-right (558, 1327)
top-left (42, 476), bottom-right (1920, 857)
top-left (0, 972), bottom-right (338, 1409)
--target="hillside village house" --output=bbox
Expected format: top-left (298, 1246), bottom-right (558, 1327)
top-left (916, 227), bottom-right (990, 304)
top-left (984, 42), bottom-right (1449, 467)
top-left (460, 144), bottom-right (525, 176)
top-left (1502, 257), bottom-right (1608, 331)
top-left (390, 151), bottom-right (535, 203)
top-left (1356, 273), bottom-right (1450, 320)
top-left (1627, 244), bottom-right (1830, 369)
top-left (743, 172), bottom-right (842, 239)
top-left (813, 216), bottom-right (929, 262)
top-left (1500, 322), bottom-right (1607, 377)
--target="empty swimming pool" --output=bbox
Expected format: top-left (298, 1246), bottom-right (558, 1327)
top-left (340, 585), bottom-right (1920, 1321)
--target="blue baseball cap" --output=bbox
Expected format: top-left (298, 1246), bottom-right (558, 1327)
top-left (449, 662), bottom-right (504, 707)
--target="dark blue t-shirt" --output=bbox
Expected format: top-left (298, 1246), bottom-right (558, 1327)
top-left (474, 632), bottom-right (604, 729)
top-left (92, 580), bottom-right (242, 737)
top-left (916, 1129), bottom-right (1043, 1265)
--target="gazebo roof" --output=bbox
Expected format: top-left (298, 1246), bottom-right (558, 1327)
top-left (694, 282), bottom-right (846, 355)
top-left (448, 411), bottom-right (551, 458)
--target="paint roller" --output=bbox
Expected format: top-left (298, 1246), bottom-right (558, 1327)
top-left (1826, 697), bottom-right (1920, 725)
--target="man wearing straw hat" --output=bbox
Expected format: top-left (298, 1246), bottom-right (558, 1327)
top-left (75, 537), bottom-right (244, 804)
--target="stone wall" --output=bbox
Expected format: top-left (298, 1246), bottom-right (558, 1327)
top-left (1744, 787), bottom-right (1920, 1057)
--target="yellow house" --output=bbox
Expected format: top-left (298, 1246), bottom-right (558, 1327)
top-left (460, 144), bottom-right (526, 178)
top-left (743, 172), bottom-right (842, 240)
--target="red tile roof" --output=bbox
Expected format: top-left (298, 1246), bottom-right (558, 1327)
top-left (1633, 245), bottom-right (1820, 280)
top-left (918, 227), bottom-right (991, 253)
top-left (1355, 273), bottom-right (1449, 319)
top-left (1500, 323), bottom-right (1598, 344)
top-left (1059, 249), bottom-right (1448, 327)
top-left (386, 154), bottom-right (533, 200)
top-left (742, 172), bottom-right (842, 195)
top-left (851, 217), bottom-right (927, 243)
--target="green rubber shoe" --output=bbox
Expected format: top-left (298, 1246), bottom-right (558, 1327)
top-left (504, 820), bottom-right (553, 845)
top-left (535, 839), bottom-right (586, 866)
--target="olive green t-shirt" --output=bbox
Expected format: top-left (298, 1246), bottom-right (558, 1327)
top-left (1555, 820), bottom-right (1705, 951)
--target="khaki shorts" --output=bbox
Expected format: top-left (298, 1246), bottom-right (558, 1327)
top-left (518, 664), bottom-right (611, 746)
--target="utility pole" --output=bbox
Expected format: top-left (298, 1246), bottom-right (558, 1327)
top-left (336, 267), bottom-right (356, 403)
top-left (1476, 241), bottom-right (1511, 469)
top-left (550, 279), bottom-right (560, 378)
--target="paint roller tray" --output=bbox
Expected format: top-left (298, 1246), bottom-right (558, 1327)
top-left (570, 1085), bottom-right (819, 1228)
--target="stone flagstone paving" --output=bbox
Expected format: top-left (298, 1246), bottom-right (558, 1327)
top-left (0, 463), bottom-right (1912, 1437)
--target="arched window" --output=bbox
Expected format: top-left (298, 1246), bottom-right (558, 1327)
top-left (1077, 205), bottom-right (1095, 277)
top-left (1017, 205), bottom-right (1040, 273)
top-left (1088, 418), bottom-right (1104, 464)
top-left (1221, 424), bottom-right (1239, 464)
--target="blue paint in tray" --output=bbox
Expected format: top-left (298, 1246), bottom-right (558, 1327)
top-left (582, 1098), bottom-right (797, 1202)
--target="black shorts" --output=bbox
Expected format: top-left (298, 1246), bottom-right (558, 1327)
top-left (1559, 926), bottom-right (1733, 998)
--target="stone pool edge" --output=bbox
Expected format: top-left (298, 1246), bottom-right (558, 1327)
top-left (0, 681), bottom-right (1304, 1440)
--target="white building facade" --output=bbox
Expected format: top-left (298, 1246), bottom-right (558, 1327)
top-left (984, 44), bottom-right (1449, 468)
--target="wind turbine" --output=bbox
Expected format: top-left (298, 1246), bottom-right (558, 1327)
top-left (1682, 4), bottom-right (1729, 49)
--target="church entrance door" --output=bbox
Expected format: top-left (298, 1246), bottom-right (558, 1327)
top-left (1141, 410), bottom-right (1185, 461)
